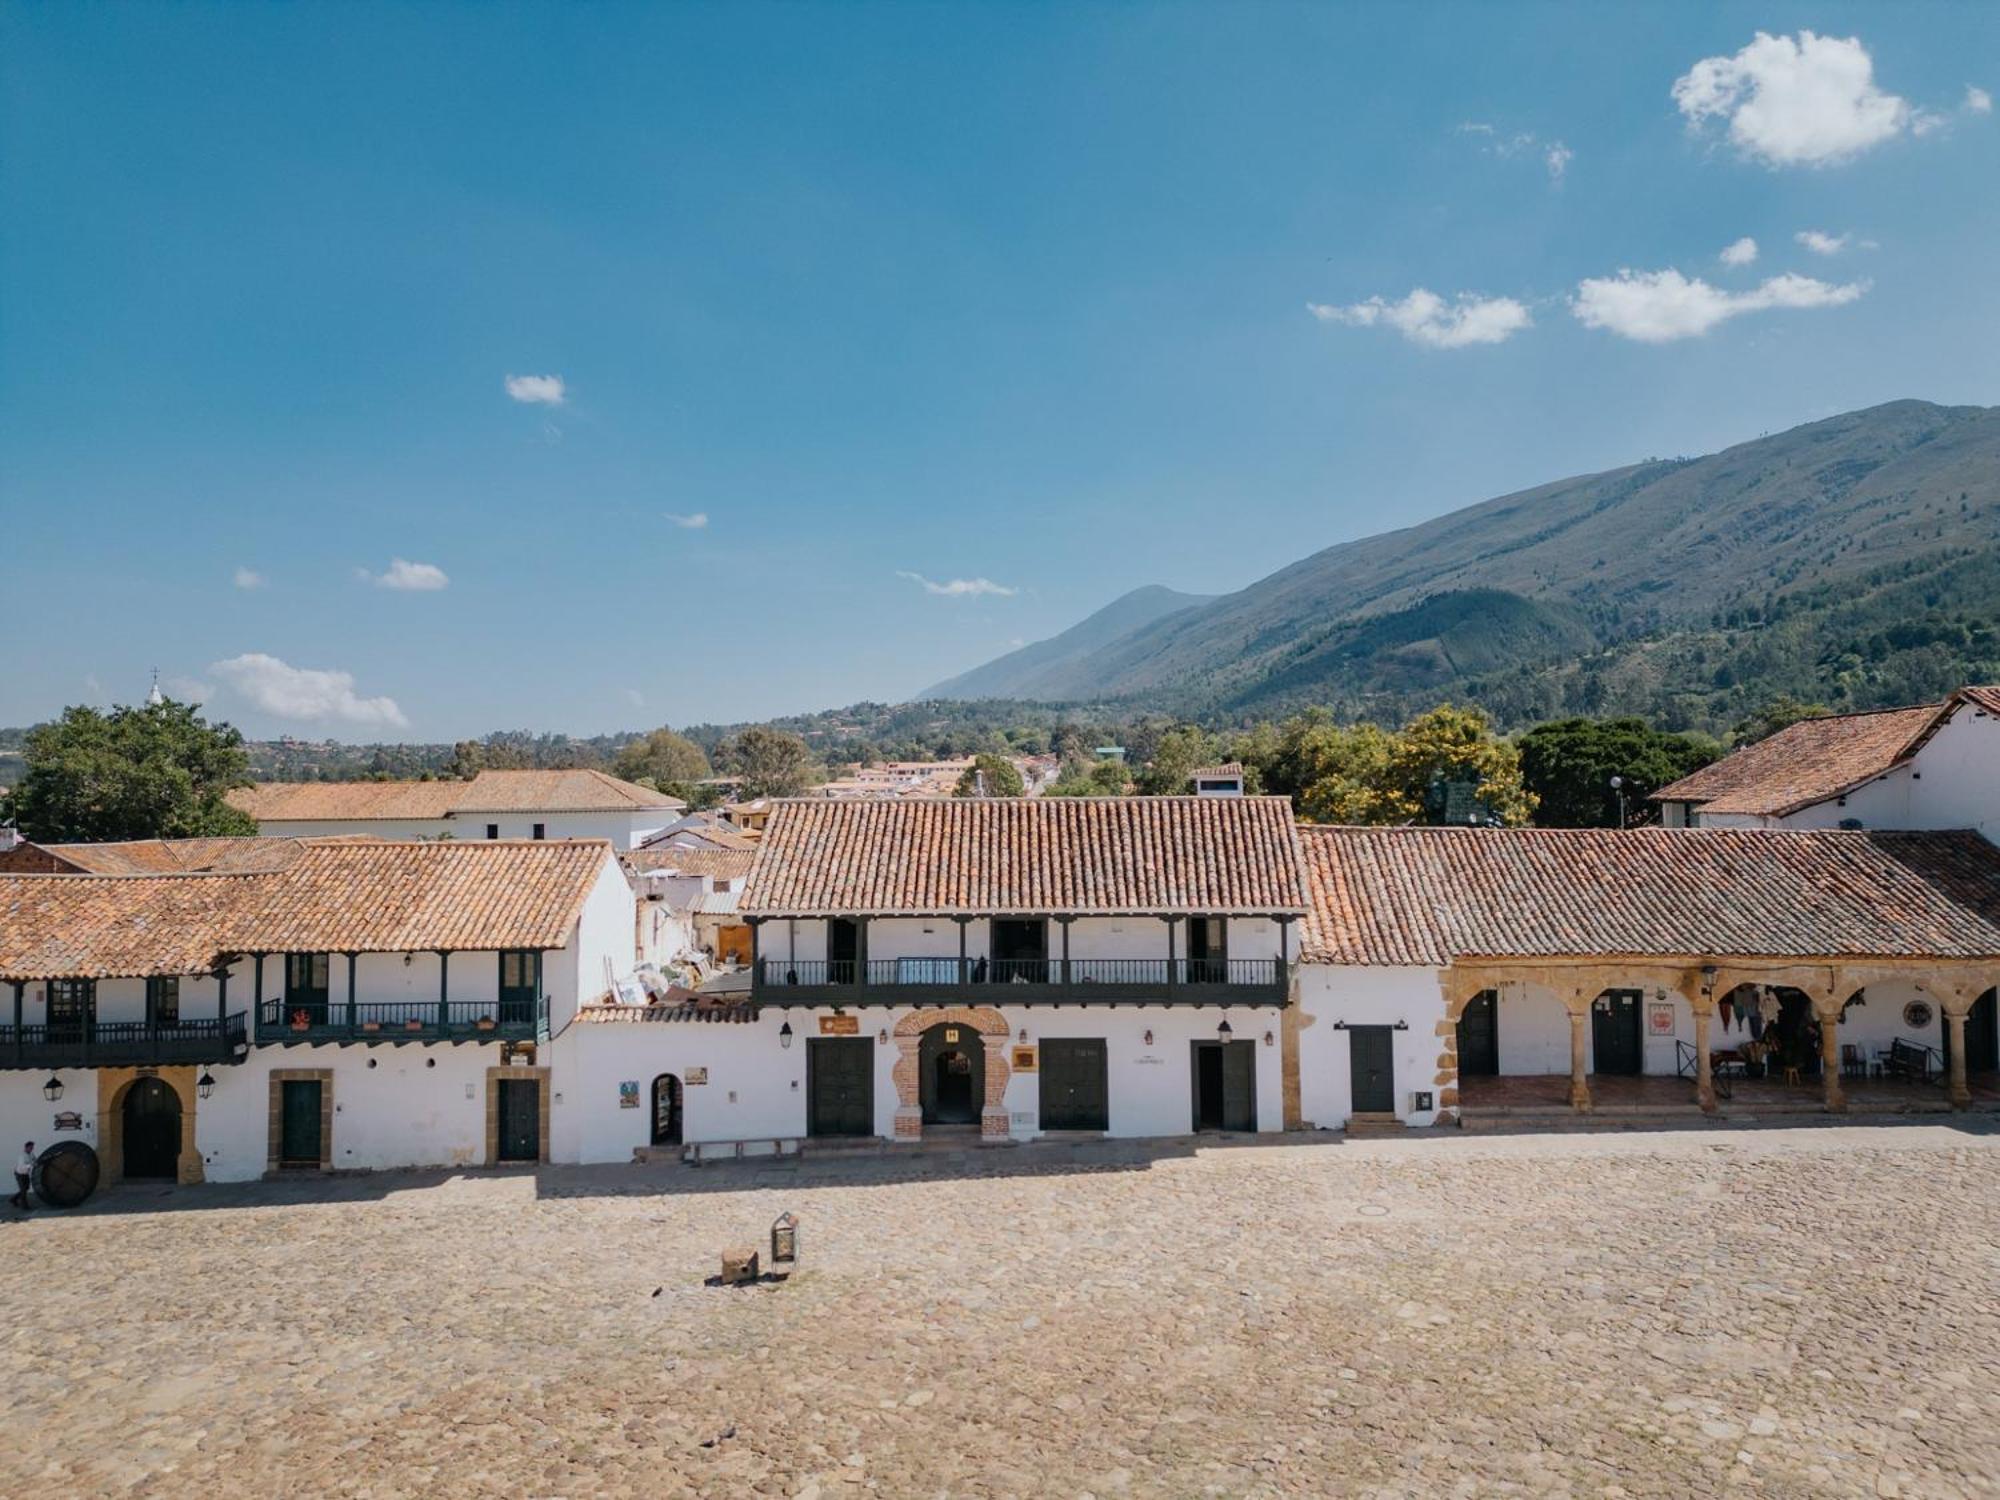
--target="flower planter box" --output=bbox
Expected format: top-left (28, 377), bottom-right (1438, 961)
top-left (360, 1021), bottom-right (381, 1033)
top-left (404, 1019), bottom-right (426, 1032)
top-left (474, 1017), bottom-right (497, 1032)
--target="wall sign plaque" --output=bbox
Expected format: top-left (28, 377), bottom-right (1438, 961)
top-left (52, 1111), bottom-right (83, 1132)
top-left (819, 1014), bottom-right (859, 1036)
top-left (618, 1081), bottom-right (639, 1108)
top-left (685, 1067), bottom-right (709, 1086)
top-left (1647, 1001), bottom-right (1675, 1037)
top-left (1011, 1046), bottom-right (1037, 1071)
top-left (1903, 1000), bottom-right (1934, 1029)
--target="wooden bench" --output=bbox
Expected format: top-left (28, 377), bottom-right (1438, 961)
top-left (1883, 1038), bottom-right (1934, 1082)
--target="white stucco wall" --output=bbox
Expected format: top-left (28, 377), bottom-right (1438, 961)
top-left (254, 811), bottom-right (670, 848)
top-left (548, 851), bottom-right (638, 1028)
top-left (1294, 965), bottom-right (1448, 1127)
top-left (548, 1001), bottom-right (1285, 1163)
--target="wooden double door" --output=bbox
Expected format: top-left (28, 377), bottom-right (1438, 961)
top-left (808, 1037), bottom-right (874, 1137)
top-left (1039, 1038), bottom-right (1108, 1131)
top-left (1592, 990), bottom-right (1644, 1076)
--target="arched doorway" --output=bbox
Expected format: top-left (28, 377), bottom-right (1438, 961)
top-left (121, 1077), bottom-right (182, 1180)
top-left (651, 1074), bottom-right (683, 1146)
top-left (920, 1021), bottom-right (984, 1126)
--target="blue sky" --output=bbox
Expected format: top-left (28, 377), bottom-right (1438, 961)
top-left (4, 3), bottom-right (1996, 739)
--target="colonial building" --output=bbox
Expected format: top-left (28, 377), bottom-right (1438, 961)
top-left (550, 797), bottom-right (1307, 1157)
top-left (228, 768), bottom-right (685, 848)
top-left (1293, 826), bottom-right (2000, 1128)
top-left (1653, 685), bottom-right (1999, 838)
top-left (0, 839), bottom-right (633, 1183)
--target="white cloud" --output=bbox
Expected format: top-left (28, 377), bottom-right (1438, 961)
top-left (1309, 289), bottom-right (1532, 349)
top-left (210, 653), bottom-right (408, 728)
top-left (664, 512), bottom-right (709, 530)
top-left (359, 558), bottom-right (450, 591)
top-left (1795, 229), bottom-right (1851, 256)
top-left (1673, 31), bottom-right (1911, 167)
top-left (1572, 268), bottom-right (1866, 343)
top-left (1458, 123), bottom-right (1572, 181)
top-left (1544, 142), bottom-right (1573, 182)
top-left (233, 566), bottom-right (268, 590)
top-left (624, 688), bottom-right (645, 708)
top-left (504, 374), bottom-right (566, 406)
top-left (896, 571), bottom-right (1019, 598)
top-left (1719, 237), bottom-right (1760, 267)
top-left (163, 675), bottom-right (212, 705)
top-left (1968, 86), bottom-right (1993, 115)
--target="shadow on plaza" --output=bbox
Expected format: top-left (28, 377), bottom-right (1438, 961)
top-left (12, 1112), bottom-right (1998, 1221)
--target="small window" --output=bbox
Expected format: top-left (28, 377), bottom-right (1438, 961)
top-left (486, 824), bottom-right (500, 840)
top-left (147, 976), bottom-right (180, 1025)
top-left (532, 823), bottom-right (546, 840)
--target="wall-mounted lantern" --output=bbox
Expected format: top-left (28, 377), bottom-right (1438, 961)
top-left (877, 1028), bottom-right (887, 1045)
top-left (771, 1211), bottom-right (799, 1271)
top-left (1142, 1029), bottom-right (1154, 1047)
top-left (41, 1075), bottom-right (63, 1102)
top-left (779, 1021), bottom-right (794, 1050)
top-left (1216, 1016), bottom-right (1233, 1039)
top-left (1018, 1027), bottom-right (1029, 1043)
top-left (1263, 1031), bottom-right (1275, 1047)
top-left (196, 1071), bottom-right (217, 1100)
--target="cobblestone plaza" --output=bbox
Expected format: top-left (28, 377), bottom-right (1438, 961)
top-left (6, 1123), bottom-right (1997, 1498)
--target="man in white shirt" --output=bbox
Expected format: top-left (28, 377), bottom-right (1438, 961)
top-left (11, 1142), bottom-right (33, 1211)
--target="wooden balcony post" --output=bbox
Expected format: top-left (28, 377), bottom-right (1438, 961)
top-left (438, 951), bottom-right (451, 1031)
top-left (216, 967), bottom-right (230, 1050)
top-left (1164, 916), bottom-right (1181, 991)
top-left (13, 981), bottom-right (23, 1068)
top-left (1059, 916), bottom-right (1073, 989)
top-left (347, 953), bottom-right (359, 1035)
top-left (254, 952), bottom-right (265, 1029)
top-left (955, 916), bottom-right (970, 987)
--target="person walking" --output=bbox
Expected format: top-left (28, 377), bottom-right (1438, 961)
top-left (12, 1141), bottom-right (34, 1211)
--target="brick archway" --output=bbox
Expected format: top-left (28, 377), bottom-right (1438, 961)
top-left (891, 1006), bottom-right (1011, 1141)
top-left (97, 1067), bottom-right (204, 1185)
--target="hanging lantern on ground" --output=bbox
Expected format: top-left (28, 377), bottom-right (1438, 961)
top-left (770, 1211), bottom-right (799, 1271)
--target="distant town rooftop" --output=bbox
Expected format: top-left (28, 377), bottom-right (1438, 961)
top-left (228, 768), bottom-right (684, 822)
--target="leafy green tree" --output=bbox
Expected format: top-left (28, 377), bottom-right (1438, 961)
top-left (1293, 722), bottom-right (1401, 823)
top-left (12, 698), bottom-right (258, 842)
top-left (1135, 725), bottom-right (1220, 795)
top-left (1044, 759), bottom-right (1131, 797)
top-left (1732, 695), bottom-right (1828, 745)
top-left (446, 740), bottom-right (485, 780)
top-left (1517, 717), bottom-right (1720, 827)
top-left (718, 725), bottom-right (817, 797)
top-left (953, 753), bottom-right (1025, 798)
top-left (1382, 704), bottom-right (1535, 826)
top-left (613, 728), bottom-right (711, 791)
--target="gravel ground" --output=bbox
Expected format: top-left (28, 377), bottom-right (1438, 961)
top-left (4, 1121), bottom-right (1998, 1499)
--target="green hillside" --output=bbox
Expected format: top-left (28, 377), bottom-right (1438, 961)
top-left (924, 400), bottom-right (2000, 730)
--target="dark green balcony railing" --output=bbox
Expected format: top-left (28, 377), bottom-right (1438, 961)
top-left (256, 996), bottom-right (545, 1045)
top-left (751, 956), bottom-right (1286, 1005)
top-left (0, 1013), bottom-right (249, 1071)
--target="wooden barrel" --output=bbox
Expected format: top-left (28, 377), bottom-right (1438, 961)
top-left (34, 1141), bottom-right (100, 1209)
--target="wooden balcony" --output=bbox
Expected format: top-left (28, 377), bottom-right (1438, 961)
top-left (255, 998), bottom-right (547, 1046)
top-left (0, 1014), bottom-right (251, 1071)
top-left (750, 957), bottom-right (1289, 1007)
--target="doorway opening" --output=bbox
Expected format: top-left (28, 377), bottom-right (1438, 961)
top-left (1189, 1039), bottom-right (1255, 1132)
top-left (121, 1077), bottom-right (182, 1180)
top-left (989, 919), bottom-right (1048, 984)
top-left (1457, 989), bottom-right (1499, 1076)
top-left (920, 1021), bottom-right (985, 1125)
top-left (651, 1073), bottom-right (683, 1146)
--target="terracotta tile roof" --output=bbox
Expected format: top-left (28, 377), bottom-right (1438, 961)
top-left (1650, 704), bottom-right (1942, 817)
top-left (1298, 826), bottom-right (2000, 966)
top-left (743, 796), bottom-right (1308, 917)
top-left (0, 839), bottom-right (618, 980)
top-left (228, 768), bottom-right (682, 822)
top-left (638, 815), bottom-right (759, 852)
top-left (1190, 763), bottom-right (1244, 779)
top-left (620, 848), bottom-right (757, 880)
top-left (39, 837), bottom-right (304, 876)
top-left (1958, 685), bottom-right (2000, 717)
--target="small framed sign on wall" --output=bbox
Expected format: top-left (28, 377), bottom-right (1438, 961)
top-left (1648, 1001), bottom-right (1675, 1037)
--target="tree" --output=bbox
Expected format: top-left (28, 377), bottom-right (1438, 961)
top-left (1382, 704), bottom-right (1535, 826)
top-left (11, 698), bottom-right (258, 842)
top-left (1044, 759), bottom-right (1131, 797)
top-left (446, 740), bottom-right (485, 780)
top-left (1293, 722), bottom-right (1401, 823)
top-left (1732, 695), bottom-right (1828, 745)
top-left (613, 728), bottom-right (711, 791)
top-left (954, 753), bottom-right (1025, 798)
top-left (1135, 725), bottom-right (1220, 796)
top-left (718, 725), bottom-right (816, 797)
top-left (1516, 717), bottom-right (1721, 828)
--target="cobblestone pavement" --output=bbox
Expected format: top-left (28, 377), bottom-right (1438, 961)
top-left (5, 1122), bottom-right (1999, 1498)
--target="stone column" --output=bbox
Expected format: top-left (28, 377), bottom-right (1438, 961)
top-left (1944, 1007), bottom-right (1971, 1110)
top-left (1693, 1006), bottom-right (1717, 1114)
top-left (980, 1034), bottom-right (1011, 1139)
top-left (1567, 1008), bottom-right (1592, 1112)
top-left (892, 1035), bottom-right (922, 1141)
top-left (1819, 1007), bottom-right (1846, 1113)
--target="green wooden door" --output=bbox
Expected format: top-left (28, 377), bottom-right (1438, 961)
top-left (808, 1037), bottom-right (874, 1136)
top-left (498, 951), bottom-right (538, 1026)
top-left (1592, 990), bottom-right (1643, 1076)
top-left (1349, 1025), bottom-right (1396, 1113)
top-left (279, 1079), bottom-right (323, 1167)
top-left (1039, 1038), bottom-right (1109, 1131)
top-left (497, 1079), bottom-right (540, 1162)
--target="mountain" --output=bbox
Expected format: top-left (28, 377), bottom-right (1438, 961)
top-left (922, 400), bottom-right (2000, 729)
top-left (922, 584), bottom-right (1215, 700)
